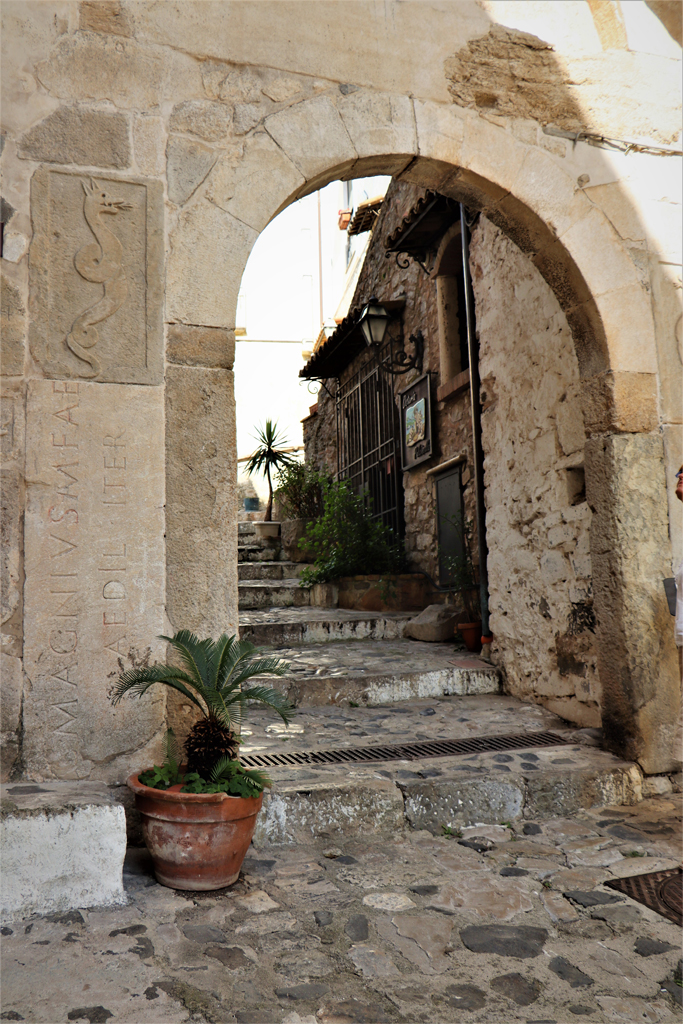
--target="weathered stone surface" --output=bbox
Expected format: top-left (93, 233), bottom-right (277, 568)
top-left (0, 654), bottom-right (22, 780)
top-left (317, 998), bottom-right (390, 1024)
top-left (596, 996), bottom-right (668, 1022)
top-left (18, 107), bottom-right (130, 168)
top-left (254, 778), bottom-right (404, 846)
top-left (403, 603), bottom-right (458, 642)
top-left (347, 945), bottom-right (399, 978)
top-left (335, 90), bottom-right (416, 160)
top-left (206, 132), bottom-right (305, 233)
top-left (0, 781), bottom-right (126, 916)
top-left (540, 890), bottom-right (580, 924)
top-left (165, 367), bottom-right (237, 640)
top-left (23, 380), bottom-right (166, 782)
top-left (132, 114), bottom-right (165, 176)
top-left (403, 776), bottom-right (525, 830)
top-left (35, 33), bottom-right (204, 109)
top-left (169, 100), bottom-right (232, 141)
top-left (236, 890), bottom-right (279, 914)
top-left (0, 275), bottom-right (25, 376)
top-left (182, 924), bottom-right (226, 943)
top-left (166, 201), bottom-right (256, 327)
top-left (430, 875), bottom-right (534, 920)
top-left (166, 324), bottom-right (234, 369)
top-left (205, 945), bottom-right (252, 968)
top-left (459, 925), bottom-right (547, 959)
top-left (344, 914), bottom-right (368, 941)
top-left (29, 168), bottom-right (164, 385)
top-left (235, 911), bottom-right (296, 935)
top-left (1, 384), bottom-right (25, 660)
top-left (166, 136), bottom-right (217, 205)
top-left (634, 938), bottom-right (677, 957)
top-left (564, 890), bottom-right (623, 908)
top-left (362, 892), bottom-right (415, 912)
top-left (79, 1), bottom-right (133, 37)
top-left (443, 984), bottom-right (486, 1010)
top-left (275, 983), bottom-right (329, 1000)
top-left (264, 94), bottom-right (356, 181)
top-left (585, 432), bottom-right (680, 773)
top-left (380, 913), bottom-right (453, 974)
top-left (549, 956), bottom-right (594, 987)
top-left (490, 973), bottom-right (541, 1006)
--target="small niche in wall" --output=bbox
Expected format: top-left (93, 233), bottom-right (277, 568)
top-left (566, 466), bottom-right (586, 506)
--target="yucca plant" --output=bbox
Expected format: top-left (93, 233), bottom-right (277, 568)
top-left (244, 419), bottom-right (296, 521)
top-left (111, 630), bottom-right (292, 781)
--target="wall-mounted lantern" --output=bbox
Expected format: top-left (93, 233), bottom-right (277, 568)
top-left (358, 298), bottom-right (391, 349)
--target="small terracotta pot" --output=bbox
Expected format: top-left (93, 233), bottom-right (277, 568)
top-left (457, 621), bottom-right (483, 653)
top-left (127, 774), bottom-right (263, 891)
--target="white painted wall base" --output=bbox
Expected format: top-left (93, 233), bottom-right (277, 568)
top-left (1, 783), bottom-right (127, 919)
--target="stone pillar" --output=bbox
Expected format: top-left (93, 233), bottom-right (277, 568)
top-left (164, 326), bottom-right (238, 742)
top-left (435, 275), bottom-right (461, 384)
top-left (23, 168), bottom-right (166, 782)
top-left (586, 432), bottom-right (680, 774)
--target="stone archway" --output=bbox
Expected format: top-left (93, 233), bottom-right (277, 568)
top-left (165, 93), bottom-right (676, 773)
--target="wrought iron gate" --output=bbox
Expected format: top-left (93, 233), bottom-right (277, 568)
top-left (336, 346), bottom-right (404, 537)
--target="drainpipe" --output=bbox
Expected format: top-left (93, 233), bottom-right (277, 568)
top-left (460, 204), bottom-right (491, 639)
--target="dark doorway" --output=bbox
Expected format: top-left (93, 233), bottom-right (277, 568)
top-left (435, 464), bottom-right (465, 585)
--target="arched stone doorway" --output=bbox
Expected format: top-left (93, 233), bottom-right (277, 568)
top-left (4, 4), bottom-right (679, 784)
top-left (165, 94), bottom-right (677, 774)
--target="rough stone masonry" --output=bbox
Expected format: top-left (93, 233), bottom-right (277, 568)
top-left (0, 1), bottom-right (681, 782)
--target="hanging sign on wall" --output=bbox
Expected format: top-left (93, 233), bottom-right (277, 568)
top-left (399, 373), bottom-right (433, 470)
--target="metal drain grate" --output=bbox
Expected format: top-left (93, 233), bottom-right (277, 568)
top-left (239, 730), bottom-right (569, 769)
top-left (606, 868), bottom-right (682, 926)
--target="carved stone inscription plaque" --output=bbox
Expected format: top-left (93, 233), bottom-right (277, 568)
top-left (24, 380), bottom-right (165, 781)
top-left (29, 169), bottom-right (163, 384)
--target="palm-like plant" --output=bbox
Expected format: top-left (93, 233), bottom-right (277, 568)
top-left (111, 630), bottom-right (292, 779)
top-left (245, 420), bottom-right (296, 521)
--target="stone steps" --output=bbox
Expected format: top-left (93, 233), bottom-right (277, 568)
top-left (251, 638), bottom-right (500, 706)
top-left (240, 608), bottom-right (413, 646)
top-left (238, 561), bottom-right (307, 581)
top-left (239, 578), bottom-right (311, 610)
top-left (241, 694), bottom-right (663, 847)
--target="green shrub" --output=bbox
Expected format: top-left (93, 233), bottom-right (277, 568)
top-left (300, 478), bottom-right (407, 585)
top-left (275, 462), bottom-right (329, 521)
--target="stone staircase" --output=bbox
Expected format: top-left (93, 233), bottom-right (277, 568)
top-left (237, 533), bottom-right (667, 845)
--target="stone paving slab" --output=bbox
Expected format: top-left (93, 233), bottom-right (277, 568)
top-left (2, 794), bottom-right (680, 1024)
top-left (240, 608), bottom-right (413, 646)
top-left (239, 579), bottom-right (312, 610)
top-left (239, 561), bottom-right (307, 581)
top-left (253, 640), bottom-right (500, 706)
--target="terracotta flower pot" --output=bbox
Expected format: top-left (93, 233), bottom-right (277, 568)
top-left (457, 621), bottom-right (482, 653)
top-left (127, 774), bottom-right (263, 891)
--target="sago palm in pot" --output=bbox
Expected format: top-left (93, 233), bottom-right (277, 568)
top-left (110, 631), bottom-right (293, 890)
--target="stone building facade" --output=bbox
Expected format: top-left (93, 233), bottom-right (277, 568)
top-left (303, 181), bottom-right (600, 727)
top-left (1, 1), bottom-right (681, 781)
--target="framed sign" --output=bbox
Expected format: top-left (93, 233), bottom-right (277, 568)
top-left (399, 373), bottom-right (433, 470)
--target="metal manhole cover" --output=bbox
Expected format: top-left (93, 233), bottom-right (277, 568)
top-left (605, 868), bottom-right (682, 926)
top-left (240, 730), bottom-right (568, 769)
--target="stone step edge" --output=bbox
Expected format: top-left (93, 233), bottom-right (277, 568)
top-left (253, 761), bottom-right (645, 846)
top-left (260, 664), bottom-right (500, 707)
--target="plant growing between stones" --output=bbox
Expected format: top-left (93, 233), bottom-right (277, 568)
top-left (244, 420), bottom-right (297, 521)
top-left (111, 630), bottom-right (292, 793)
top-left (299, 478), bottom-right (407, 585)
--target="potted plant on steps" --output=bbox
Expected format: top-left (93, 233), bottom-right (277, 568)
top-left (111, 630), bottom-right (292, 891)
top-left (275, 462), bottom-right (327, 562)
top-left (245, 419), bottom-right (296, 539)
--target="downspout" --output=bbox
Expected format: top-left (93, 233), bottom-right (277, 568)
top-left (460, 204), bottom-right (491, 639)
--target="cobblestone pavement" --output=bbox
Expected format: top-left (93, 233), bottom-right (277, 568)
top-left (1, 793), bottom-right (681, 1024)
top-left (252, 640), bottom-right (486, 680)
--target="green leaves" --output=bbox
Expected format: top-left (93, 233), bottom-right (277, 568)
top-left (110, 631), bottom-right (292, 730)
top-left (139, 762), bottom-right (182, 790)
top-left (299, 478), bottom-right (407, 585)
top-left (244, 420), bottom-right (295, 479)
top-left (179, 759), bottom-right (272, 797)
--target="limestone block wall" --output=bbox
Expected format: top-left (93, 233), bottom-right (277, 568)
top-left (471, 217), bottom-right (599, 727)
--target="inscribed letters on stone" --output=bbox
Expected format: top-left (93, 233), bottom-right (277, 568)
top-left (29, 169), bottom-right (163, 384)
top-left (23, 381), bottom-right (165, 780)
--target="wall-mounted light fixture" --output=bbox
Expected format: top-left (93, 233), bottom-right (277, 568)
top-left (357, 296), bottom-right (424, 376)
